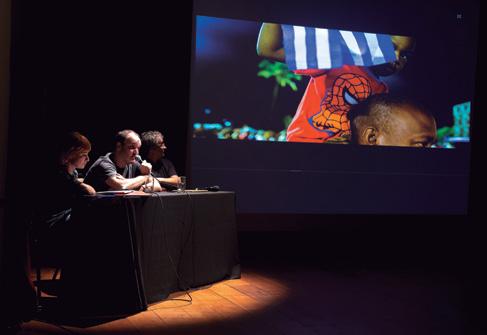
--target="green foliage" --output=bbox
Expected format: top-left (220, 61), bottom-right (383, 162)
top-left (436, 126), bottom-right (455, 147)
top-left (437, 126), bottom-right (453, 141)
top-left (257, 60), bottom-right (302, 91)
top-left (282, 115), bottom-right (293, 128)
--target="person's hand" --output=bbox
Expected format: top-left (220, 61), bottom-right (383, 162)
top-left (370, 35), bottom-right (414, 77)
top-left (140, 176), bottom-right (163, 192)
top-left (311, 110), bottom-right (349, 132)
top-left (139, 160), bottom-right (152, 175)
top-left (140, 183), bottom-right (152, 192)
top-left (391, 35), bottom-right (415, 58)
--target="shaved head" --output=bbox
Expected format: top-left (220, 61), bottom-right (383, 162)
top-left (349, 94), bottom-right (437, 147)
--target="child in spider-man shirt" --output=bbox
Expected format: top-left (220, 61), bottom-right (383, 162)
top-left (257, 23), bottom-right (414, 143)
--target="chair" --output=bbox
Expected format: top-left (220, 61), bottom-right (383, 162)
top-left (28, 218), bottom-right (64, 312)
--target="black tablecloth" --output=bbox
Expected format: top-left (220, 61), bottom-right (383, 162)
top-left (60, 191), bottom-right (240, 316)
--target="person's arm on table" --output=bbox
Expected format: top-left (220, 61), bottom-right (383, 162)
top-left (105, 174), bottom-right (148, 190)
top-left (156, 175), bottom-right (180, 186)
top-left (78, 182), bottom-right (96, 195)
top-left (140, 178), bottom-right (163, 192)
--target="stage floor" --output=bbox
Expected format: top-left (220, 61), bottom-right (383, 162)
top-left (23, 262), bottom-right (468, 335)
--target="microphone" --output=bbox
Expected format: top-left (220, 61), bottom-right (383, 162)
top-left (136, 155), bottom-right (152, 174)
top-left (135, 154), bottom-right (153, 175)
top-left (136, 155), bottom-right (154, 176)
top-left (135, 155), bottom-right (155, 193)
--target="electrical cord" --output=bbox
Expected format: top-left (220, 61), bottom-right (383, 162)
top-left (151, 191), bottom-right (193, 304)
top-left (134, 182), bottom-right (193, 303)
top-left (125, 198), bottom-right (148, 309)
top-left (181, 191), bottom-right (196, 287)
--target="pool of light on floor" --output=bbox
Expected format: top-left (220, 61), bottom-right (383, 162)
top-left (143, 271), bottom-right (289, 326)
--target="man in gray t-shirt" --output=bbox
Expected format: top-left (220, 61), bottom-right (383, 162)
top-left (84, 130), bottom-right (162, 192)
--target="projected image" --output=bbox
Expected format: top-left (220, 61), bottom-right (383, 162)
top-left (191, 16), bottom-right (472, 148)
top-left (258, 23), bottom-right (414, 145)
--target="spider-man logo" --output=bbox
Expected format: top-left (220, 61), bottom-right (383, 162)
top-left (309, 73), bottom-right (371, 139)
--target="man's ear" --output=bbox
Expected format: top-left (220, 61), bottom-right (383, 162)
top-left (115, 142), bottom-right (122, 152)
top-left (363, 127), bottom-right (378, 145)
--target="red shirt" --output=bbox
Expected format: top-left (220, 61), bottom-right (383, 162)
top-left (286, 65), bottom-right (388, 143)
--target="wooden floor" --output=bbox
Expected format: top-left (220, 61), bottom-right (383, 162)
top-left (18, 264), bottom-right (469, 335)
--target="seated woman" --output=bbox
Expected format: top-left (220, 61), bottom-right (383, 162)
top-left (34, 132), bottom-right (96, 255)
top-left (28, 132), bottom-right (96, 296)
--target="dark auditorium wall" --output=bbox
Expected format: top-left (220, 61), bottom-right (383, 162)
top-left (0, 0), bottom-right (12, 271)
top-left (2, 0), bottom-right (38, 328)
top-left (7, 1), bottom-right (193, 185)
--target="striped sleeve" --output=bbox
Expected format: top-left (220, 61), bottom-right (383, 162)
top-left (282, 24), bottom-right (397, 70)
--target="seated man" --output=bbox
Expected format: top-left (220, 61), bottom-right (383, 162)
top-left (348, 94), bottom-right (437, 147)
top-left (140, 130), bottom-right (180, 188)
top-left (84, 129), bottom-right (162, 191)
